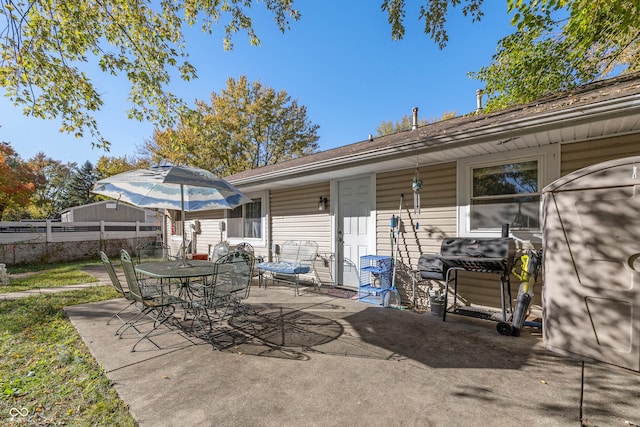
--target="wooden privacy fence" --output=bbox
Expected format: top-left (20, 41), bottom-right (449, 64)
top-left (0, 220), bottom-right (161, 265)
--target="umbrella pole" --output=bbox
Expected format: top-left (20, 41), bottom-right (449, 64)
top-left (180, 184), bottom-right (188, 267)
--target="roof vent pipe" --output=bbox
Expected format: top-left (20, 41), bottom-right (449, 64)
top-left (412, 107), bottom-right (419, 130)
top-left (476, 89), bottom-right (484, 113)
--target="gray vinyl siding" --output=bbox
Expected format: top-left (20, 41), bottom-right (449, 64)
top-left (186, 210), bottom-right (225, 255)
top-left (269, 182), bottom-right (332, 285)
top-left (63, 201), bottom-right (146, 222)
top-left (452, 136), bottom-right (640, 312)
top-left (165, 210), bottom-right (226, 257)
top-left (561, 134), bottom-right (640, 175)
top-left (375, 162), bottom-right (457, 307)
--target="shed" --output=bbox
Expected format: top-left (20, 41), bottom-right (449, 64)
top-left (61, 200), bottom-right (152, 223)
top-left (542, 155), bottom-right (640, 372)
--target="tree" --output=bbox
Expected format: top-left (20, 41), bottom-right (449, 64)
top-left (145, 75), bottom-right (320, 175)
top-left (377, 110), bottom-right (456, 136)
top-left (472, 0), bottom-right (640, 111)
top-left (0, 0), bottom-right (300, 150)
top-left (60, 161), bottom-right (99, 209)
top-left (27, 153), bottom-right (75, 219)
top-left (0, 142), bottom-right (37, 220)
top-left (382, 0), bottom-right (484, 48)
top-left (95, 155), bottom-right (151, 180)
top-left (5, 0), bottom-right (636, 145)
top-left (383, 1), bottom-right (640, 111)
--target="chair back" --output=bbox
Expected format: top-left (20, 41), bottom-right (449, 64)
top-left (235, 242), bottom-right (254, 255)
top-left (100, 251), bottom-right (127, 297)
top-left (212, 250), bottom-right (255, 300)
top-left (176, 240), bottom-right (193, 259)
top-left (209, 241), bottom-right (229, 261)
top-left (120, 250), bottom-right (145, 303)
top-left (280, 240), bottom-right (318, 268)
top-left (135, 242), bottom-right (170, 263)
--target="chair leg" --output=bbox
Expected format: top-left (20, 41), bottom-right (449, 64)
top-left (106, 300), bottom-right (138, 326)
top-left (115, 306), bottom-right (153, 336)
top-left (187, 303), bottom-right (226, 350)
top-left (130, 305), bottom-right (176, 352)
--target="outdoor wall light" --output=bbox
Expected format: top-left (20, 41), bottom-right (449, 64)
top-left (318, 196), bottom-right (328, 212)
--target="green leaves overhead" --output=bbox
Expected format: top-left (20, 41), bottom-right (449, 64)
top-left (474, 0), bottom-right (640, 111)
top-left (0, 0), bottom-right (300, 150)
top-left (383, 0), bottom-right (484, 48)
top-left (382, 1), bottom-right (639, 111)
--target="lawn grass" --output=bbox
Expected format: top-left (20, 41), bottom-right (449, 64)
top-left (0, 262), bottom-right (137, 426)
top-left (1, 260), bottom-right (99, 294)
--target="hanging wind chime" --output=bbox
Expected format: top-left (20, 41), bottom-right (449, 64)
top-left (412, 162), bottom-right (423, 214)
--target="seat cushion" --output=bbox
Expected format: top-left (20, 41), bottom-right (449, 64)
top-left (257, 261), bottom-right (311, 275)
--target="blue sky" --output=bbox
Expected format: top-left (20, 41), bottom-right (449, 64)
top-left (2, 1), bottom-right (515, 166)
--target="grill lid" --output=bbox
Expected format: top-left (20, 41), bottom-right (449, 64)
top-left (440, 238), bottom-right (515, 259)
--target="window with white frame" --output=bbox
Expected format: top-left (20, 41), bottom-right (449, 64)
top-left (458, 145), bottom-right (559, 236)
top-left (227, 197), bottom-right (263, 240)
top-left (471, 160), bottom-right (540, 230)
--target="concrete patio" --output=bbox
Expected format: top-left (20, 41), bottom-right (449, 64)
top-left (63, 275), bottom-right (640, 427)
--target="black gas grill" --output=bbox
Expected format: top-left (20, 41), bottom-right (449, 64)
top-left (418, 238), bottom-right (516, 322)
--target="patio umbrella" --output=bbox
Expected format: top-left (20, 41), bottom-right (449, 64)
top-left (92, 165), bottom-right (252, 263)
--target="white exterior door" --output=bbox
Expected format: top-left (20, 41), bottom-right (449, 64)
top-left (337, 176), bottom-right (372, 289)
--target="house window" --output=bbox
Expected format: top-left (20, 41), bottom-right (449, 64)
top-left (470, 161), bottom-right (540, 230)
top-left (458, 145), bottom-right (560, 237)
top-left (227, 198), bottom-right (262, 239)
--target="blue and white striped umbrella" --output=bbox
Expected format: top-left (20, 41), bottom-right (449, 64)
top-left (92, 165), bottom-right (252, 258)
top-left (92, 165), bottom-right (251, 212)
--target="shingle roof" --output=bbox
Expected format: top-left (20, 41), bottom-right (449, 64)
top-left (226, 72), bottom-right (640, 184)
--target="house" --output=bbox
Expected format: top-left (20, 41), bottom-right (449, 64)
top-left (169, 73), bottom-right (640, 311)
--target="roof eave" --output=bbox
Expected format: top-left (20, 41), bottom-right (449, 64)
top-left (229, 93), bottom-right (640, 189)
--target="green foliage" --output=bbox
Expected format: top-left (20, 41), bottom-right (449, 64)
top-left (26, 153), bottom-right (75, 219)
top-left (146, 75), bottom-right (320, 175)
top-left (94, 155), bottom-right (151, 180)
top-left (381, 0), bottom-right (407, 41)
top-left (0, 0), bottom-right (300, 150)
top-left (382, 1), bottom-right (640, 111)
top-left (59, 161), bottom-right (99, 210)
top-left (472, 0), bottom-right (640, 111)
top-left (383, 0), bottom-right (484, 48)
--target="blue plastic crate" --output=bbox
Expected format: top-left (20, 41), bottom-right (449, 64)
top-left (359, 255), bottom-right (392, 305)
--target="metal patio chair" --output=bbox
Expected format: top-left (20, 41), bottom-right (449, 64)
top-left (100, 251), bottom-right (140, 328)
top-left (134, 241), bottom-right (177, 293)
top-left (235, 242), bottom-right (254, 255)
top-left (208, 241), bottom-right (229, 261)
top-left (188, 250), bottom-right (255, 348)
top-left (118, 249), bottom-right (183, 352)
top-left (135, 241), bottom-right (171, 264)
top-left (257, 240), bottom-right (319, 295)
